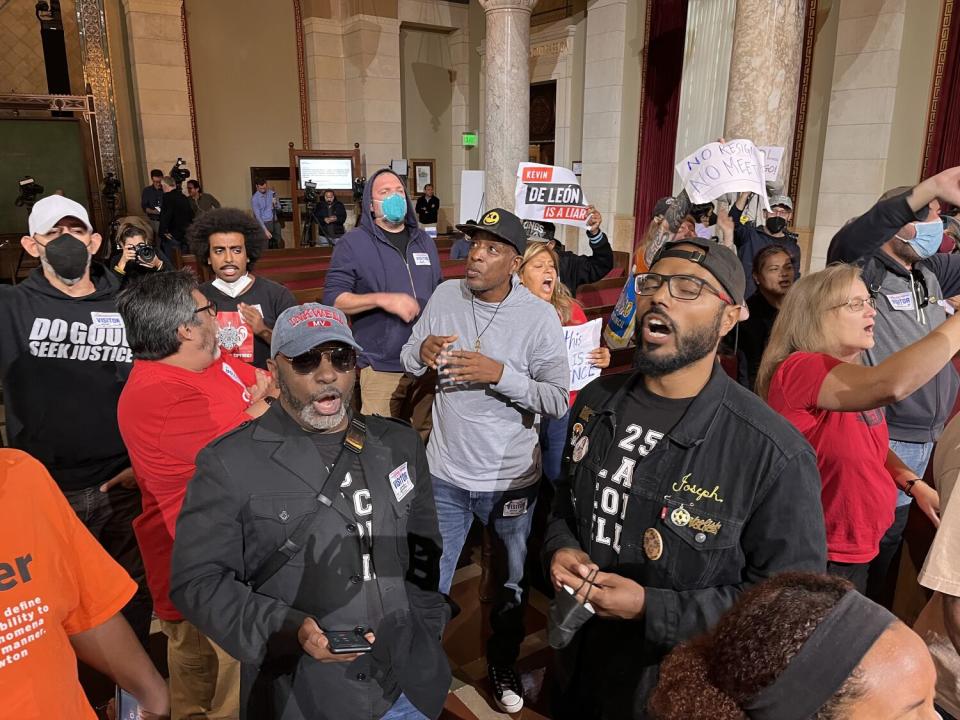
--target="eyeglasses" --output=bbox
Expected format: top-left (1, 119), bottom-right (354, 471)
top-left (194, 301), bottom-right (217, 318)
top-left (283, 346), bottom-right (357, 374)
top-left (635, 273), bottom-right (733, 304)
top-left (829, 297), bottom-right (877, 313)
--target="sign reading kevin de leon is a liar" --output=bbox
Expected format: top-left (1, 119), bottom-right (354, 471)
top-left (515, 163), bottom-right (589, 227)
top-left (675, 139), bottom-right (770, 210)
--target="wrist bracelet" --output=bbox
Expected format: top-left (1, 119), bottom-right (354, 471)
top-left (904, 479), bottom-right (919, 497)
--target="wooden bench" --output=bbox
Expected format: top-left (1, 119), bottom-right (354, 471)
top-left (292, 286), bottom-right (325, 304)
top-left (577, 276), bottom-right (627, 306)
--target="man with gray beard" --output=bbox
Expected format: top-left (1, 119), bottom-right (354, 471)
top-left (543, 239), bottom-right (826, 719)
top-left (171, 303), bottom-right (451, 720)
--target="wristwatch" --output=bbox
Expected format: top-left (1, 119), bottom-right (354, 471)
top-left (904, 479), bottom-right (919, 497)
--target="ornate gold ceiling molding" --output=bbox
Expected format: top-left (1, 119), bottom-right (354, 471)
top-left (294, 0), bottom-right (310, 149)
top-left (922, 0), bottom-right (953, 176)
top-left (181, 1), bottom-right (203, 181)
top-left (788, 0), bottom-right (819, 204)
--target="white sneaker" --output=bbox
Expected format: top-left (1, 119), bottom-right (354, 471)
top-left (488, 663), bottom-right (524, 714)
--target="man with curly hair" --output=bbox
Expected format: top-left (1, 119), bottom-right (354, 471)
top-left (191, 208), bottom-right (297, 369)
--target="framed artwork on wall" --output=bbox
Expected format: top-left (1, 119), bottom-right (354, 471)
top-left (410, 159), bottom-right (435, 195)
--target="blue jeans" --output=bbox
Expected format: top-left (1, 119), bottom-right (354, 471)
top-left (539, 410), bottom-right (570, 485)
top-left (432, 475), bottom-right (537, 665)
top-left (381, 693), bottom-right (428, 720)
top-left (866, 439), bottom-right (934, 604)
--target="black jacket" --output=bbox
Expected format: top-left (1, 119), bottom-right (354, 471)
top-left (314, 198), bottom-right (347, 236)
top-left (737, 292), bottom-right (779, 391)
top-left (170, 407), bottom-right (451, 720)
top-left (0, 265), bottom-right (132, 490)
top-left (543, 364), bottom-right (826, 720)
top-left (827, 193), bottom-right (960, 442)
top-left (558, 230), bottom-right (614, 295)
top-left (159, 189), bottom-right (194, 247)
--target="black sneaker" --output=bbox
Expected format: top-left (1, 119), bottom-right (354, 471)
top-left (488, 663), bottom-right (524, 713)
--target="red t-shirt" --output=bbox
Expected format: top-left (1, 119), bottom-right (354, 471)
top-left (117, 354), bottom-right (257, 619)
top-left (567, 302), bottom-right (589, 407)
top-left (767, 352), bottom-right (894, 563)
top-left (0, 449), bottom-right (136, 718)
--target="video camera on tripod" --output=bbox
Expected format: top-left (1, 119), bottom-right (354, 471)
top-left (303, 179), bottom-right (319, 204)
top-left (15, 177), bottom-right (44, 208)
top-left (170, 158), bottom-right (190, 186)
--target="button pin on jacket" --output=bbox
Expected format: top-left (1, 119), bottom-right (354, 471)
top-left (279, 510), bottom-right (290, 522)
top-left (572, 436), bottom-right (589, 463)
top-left (643, 528), bottom-right (663, 561)
top-left (670, 506), bottom-right (691, 528)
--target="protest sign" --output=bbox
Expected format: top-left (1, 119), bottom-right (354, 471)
top-left (515, 163), bottom-right (589, 227)
top-left (758, 146), bottom-right (784, 182)
top-left (675, 139), bottom-right (770, 209)
top-left (565, 318), bottom-right (602, 391)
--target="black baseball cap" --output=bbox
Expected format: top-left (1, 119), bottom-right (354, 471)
top-left (456, 208), bottom-right (526, 255)
top-left (652, 237), bottom-right (746, 306)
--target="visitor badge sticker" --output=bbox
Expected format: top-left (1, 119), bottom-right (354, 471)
top-left (413, 253), bottom-right (431, 266)
top-left (886, 291), bottom-right (915, 311)
top-left (389, 462), bottom-right (414, 502)
top-left (643, 528), bottom-right (663, 561)
top-left (572, 436), bottom-right (589, 462)
top-left (90, 311), bottom-right (125, 328)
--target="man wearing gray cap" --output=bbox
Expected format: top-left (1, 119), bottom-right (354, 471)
top-left (171, 303), bottom-right (451, 720)
top-left (730, 191), bottom-right (800, 299)
top-left (543, 238), bottom-right (825, 719)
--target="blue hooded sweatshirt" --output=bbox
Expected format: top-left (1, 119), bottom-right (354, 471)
top-left (322, 169), bottom-right (443, 372)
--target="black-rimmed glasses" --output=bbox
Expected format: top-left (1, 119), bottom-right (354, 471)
top-left (194, 301), bottom-right (217, 318)
top-left (635, 273), bottom-right (733, 304)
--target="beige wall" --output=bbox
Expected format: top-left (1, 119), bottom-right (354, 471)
top-left (185, 0), bottom-right (302, 210)
top-left (794, 1), bottom-right (841, 231)
top-left (400, 27), bottom-right (453, 215)
top-left (0, 0), bottom-right (85, 96)
top-left (883, 0), bottom-right (941, 188)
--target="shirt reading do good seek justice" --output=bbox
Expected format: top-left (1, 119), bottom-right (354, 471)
top-left (589, 383), bottom-right (692, 569)
top-left (117, 353), bottom-right (257, 620)
top-left (0, 450), bottom-right (136, 719)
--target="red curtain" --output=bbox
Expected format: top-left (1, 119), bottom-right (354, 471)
top-left (923, 1), bottom-right (960, 179)
top-left (632, 0), bottom-right (689, 246)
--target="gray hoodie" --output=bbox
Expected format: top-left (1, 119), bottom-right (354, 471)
top-left (401, 276), bottom-right (569, 491)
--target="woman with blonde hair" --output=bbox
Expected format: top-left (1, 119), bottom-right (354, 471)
top-left (757, 263), bottom-right (960, 591)
top-left (518, 241), bottom-right (609, 482)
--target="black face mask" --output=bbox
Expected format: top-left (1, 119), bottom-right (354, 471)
top-left (43, 234), bottom-right (90, 281)
top-left (765, 216), bottom-right (788, 234)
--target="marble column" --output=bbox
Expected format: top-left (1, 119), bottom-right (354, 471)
top-left (723, 0), bottom-right (805, 190)
top-left (121, 0), bottom-right (197, 179)
top-left (479, 0), bottom-right (537, 211)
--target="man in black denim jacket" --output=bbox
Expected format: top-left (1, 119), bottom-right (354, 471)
top-left (544, 238), bottom-right (826, 720)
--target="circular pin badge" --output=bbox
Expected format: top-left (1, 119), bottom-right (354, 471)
top-left (670, 506), bottom-right (691, 527)
top-left (572, 435), bottom-right (589, 462)
top-left (571, 422), bottom-right (585, 442)
top-left (643, 528), bottom-right (663, 561)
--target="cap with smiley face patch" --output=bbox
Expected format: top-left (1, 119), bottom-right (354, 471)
top-left (456, 208), bottom-right (527, 255)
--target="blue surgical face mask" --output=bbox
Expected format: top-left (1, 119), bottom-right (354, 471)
top-left (378, 193), bottom-right (407, 224)
top-left (898, 219), bottom-right (943, 259)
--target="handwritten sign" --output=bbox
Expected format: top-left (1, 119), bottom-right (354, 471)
top-left (565, 318), bottom-right (602, 391)
top-left (758, 146), bottom-right (784, 182)
top-left (675, 139), bottom-right (770, 210)
top-left (516, 163), bottom-right (589, 227)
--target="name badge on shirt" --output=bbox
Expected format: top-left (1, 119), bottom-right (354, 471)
top-left (90, 311), bottom-right (125, 328)
top-left (389, 463), bottom-right (414, 502)
top-left (412, 253), bottom-right (431, 266)
top-left (886, 292), bottom-right (915, 311)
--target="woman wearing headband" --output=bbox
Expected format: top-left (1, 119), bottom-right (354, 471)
top-left (649, 572), bottom-right (938, 719)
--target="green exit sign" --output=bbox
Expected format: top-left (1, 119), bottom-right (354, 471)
top-left (462, 131), bottom-right (478, 147)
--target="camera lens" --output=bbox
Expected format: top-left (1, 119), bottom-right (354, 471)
top-left (135, 244), bottom-right (156, 263)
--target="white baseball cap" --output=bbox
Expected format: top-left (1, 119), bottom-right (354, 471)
top-left (28, 195), bottom-right (93, 236)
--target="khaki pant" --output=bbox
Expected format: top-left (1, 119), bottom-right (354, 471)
top-left (359, 367), bottom-right (434, 441)
top-left (160, 619), bottom-right (241, 720)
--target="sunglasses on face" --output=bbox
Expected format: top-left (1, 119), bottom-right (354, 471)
top-left (283, 346), bottom-right (357, 374)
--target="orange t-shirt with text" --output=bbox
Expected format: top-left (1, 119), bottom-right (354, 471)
top-left (0, 449), bottom-right (136, 719)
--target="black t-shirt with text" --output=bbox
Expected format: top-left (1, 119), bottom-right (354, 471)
top-left (200, 276), bottom-right (296, 369)
top-left (589, 382), bottom-right (693, 570)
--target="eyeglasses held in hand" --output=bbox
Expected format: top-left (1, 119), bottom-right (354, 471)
top-left (635, 272), bottom-right (733, 304)
top-left (284, 346), bottom-right (357, 374)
